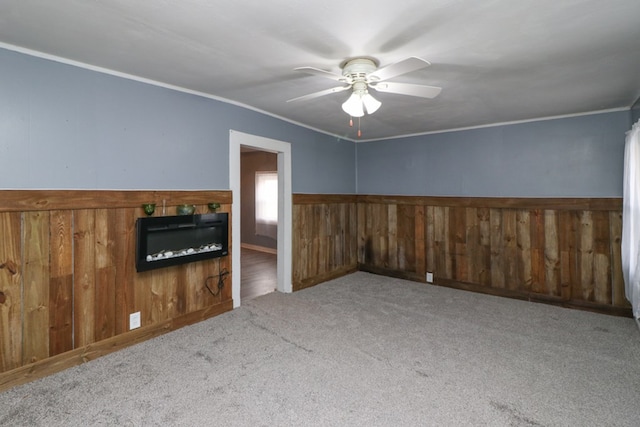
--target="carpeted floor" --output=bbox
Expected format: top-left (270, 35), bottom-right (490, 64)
top-left (1, 272), bottom-right (639, 426)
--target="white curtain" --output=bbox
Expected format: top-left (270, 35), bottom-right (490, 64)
top-left (622, 118), bottom-right (640, 319)
top-left (255, 171), bottom-right (278, 240)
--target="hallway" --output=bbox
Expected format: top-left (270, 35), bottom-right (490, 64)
top-left (240, 247), bottom-right (276, 301)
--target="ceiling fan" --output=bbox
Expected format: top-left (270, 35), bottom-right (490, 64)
top-left (287, 56), bottom-right (442, 118)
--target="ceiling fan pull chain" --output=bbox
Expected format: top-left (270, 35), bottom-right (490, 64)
top-left (349, 117), bottom-right (353, 127)
top-left (358, 117), bottom-right (362, 138)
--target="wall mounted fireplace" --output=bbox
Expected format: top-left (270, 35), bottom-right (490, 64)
top-left (135, 213), bottom-right (228, 272)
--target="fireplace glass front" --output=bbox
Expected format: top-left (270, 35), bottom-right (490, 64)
top-left (136, 213), bottom-right (228, 272)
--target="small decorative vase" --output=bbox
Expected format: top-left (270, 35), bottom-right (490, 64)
top-left (142, 203), bottom-right (156, 216)
top-left (176, 204), bottom-right (196, 215)
top-left (207, 202), bottom-right (221, 213)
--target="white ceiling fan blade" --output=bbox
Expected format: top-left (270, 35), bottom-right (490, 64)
top-left (368, 57), bottom-right (431, 82)
top-left (287, 85), bottom-right (351, 102)
top-left (294, 66), bottom-right (347, 82)
top-left (370, 82), bottom-right (442, 99)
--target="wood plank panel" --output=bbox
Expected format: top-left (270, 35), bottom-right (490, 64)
top-left (357, 202), bottom-right (366, 264)
top-left (425, 206), bottom-right (435, 274)
top-left (294, 204), bottom-right (307, 284)
top-left (94, 209), bottom-right (116, 342)
top-left (396, 206), bottom-right (407, 271)
top-left (309, 204), bottom-right (320, 277)
top-left (477, 207), bottom-right (491, 286)
top-left (530, 209), bottom-right (545, 294)
top-left (558, 211), bottom-right (577, 301)
top-left (378, 203), bottom-right (389, 268)
top-left (342, 204), bottom-right (356, 273)
top-left (150, 268), bottom-right (169, 323)
top-left (465, 207), bottom-right (479, 283)
top-left (184, 260), bottom-right (201, 313)
top-left (0, 212), bottom-right (22, 372)
top-left (450, 207), bottom-right (467, 282)
top-left (387, 205), bottom-right (398, 270)
top-left (218, 251), bottom-right (233, 303)
top-left (309, 203), bottom-right (318, 276)
top-left (49, 210), bottom-right (74, 356)
top-left (73, 210), bottom-right (95, 348)
top-left (332, 203), bottom-right (341, 271)
top-left (412, 205), bottom-right (423, 275)
top-left (115, 208), bottom-right (136, 334)
top-left (23, 211), bottom-right (50, 363)
top-left (133, 267), bottom-right (152, 329)
top-left (433, 206), bottom-right (450, 279)
top-left (503, 210), bottom-right (519, 291)
top-left (321, 204), bottom-right (330, 274)
top-left (516, 210), bottom-right (532, 292)
top-left (544, 210), bottom-right (560, 297)
top-left (609, 211), bottom-right (627, 307)
top-left (578, 211), bottom-right (595, 301)
top-left (349, 203), bottom-right (359, 265)
top-left (489, 208), bottom-right (505, 288)
top-left (349, 203), bottom-right (356, 265)
top-left (366, 203), bottom-right (377, 267)
top-left (173, 265), bottom-right (188, 319)
top-left (336, 204), bottom-right (346, 269)
top-left (592, 211), bottom-right (612, 305)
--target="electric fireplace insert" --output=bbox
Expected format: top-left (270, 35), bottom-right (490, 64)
top-left (135, 213), bottom-right (228, 272)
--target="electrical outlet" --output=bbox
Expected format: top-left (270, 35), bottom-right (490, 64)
top-left (129, 311), bottom-right (141, 330)
top-left (426, 272), bottom-right (434, 283)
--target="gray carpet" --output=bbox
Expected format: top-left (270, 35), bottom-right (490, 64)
top-left (2, 272), bottom-right (640, 426)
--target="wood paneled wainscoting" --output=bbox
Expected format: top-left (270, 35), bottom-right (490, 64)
top-left (357, 195), bottom-right (630, 317)
top-left (292, 194), bottom-right (359, 291)
top-left (0, 190), bottom-right (232, 391)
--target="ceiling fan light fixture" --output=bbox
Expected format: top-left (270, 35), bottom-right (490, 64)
top-left (342, 92), bottom-right (365, 117)
top-left (362, 92), bottom-right (381, 114)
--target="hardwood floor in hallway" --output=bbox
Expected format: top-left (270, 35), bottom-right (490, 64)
top-left (241, 247), bottom-right (276, 301)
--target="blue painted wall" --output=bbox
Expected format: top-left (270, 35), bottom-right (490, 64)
top-left (356, 111), bottom-right (631, 197)
top-left (1, 47), bottom-right (633, 198)
top-left (0, 48), bottom-right (355, 193)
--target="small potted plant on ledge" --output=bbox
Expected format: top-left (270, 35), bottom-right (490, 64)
top-left (142, 203), bottom-right (156, 216)
top-left (207, 202), bottom-right (221, 213)
top-left (176, 204), bottom-right (196, 215)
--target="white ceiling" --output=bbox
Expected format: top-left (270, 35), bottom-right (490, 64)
top-left (1, 0), bottom-right (639, 141)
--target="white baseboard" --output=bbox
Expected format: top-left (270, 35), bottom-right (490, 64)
top-left (241, 243), bottom-right (277, 255)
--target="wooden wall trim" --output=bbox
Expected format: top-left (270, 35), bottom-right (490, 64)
top-left (0, 190), bottom-right (232, 212)
top-left (290, 193), bottom-right (621, 210)
top-left (0, 300), bottom-right (233, 392)
top-left (357, 195), bottom-right (622, 211)
top-left (293, 193), bottom-right (358, 204)
top-left (434, 277), bottom-right (633, 318)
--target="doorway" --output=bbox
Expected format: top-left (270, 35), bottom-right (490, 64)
top-left (240, 147), bottom-right (277, 300)
top-left (229, 130), bottom-right (292, 308)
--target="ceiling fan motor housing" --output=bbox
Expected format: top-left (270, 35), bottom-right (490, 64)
top-left (341, 58), bottom-right (379, 83)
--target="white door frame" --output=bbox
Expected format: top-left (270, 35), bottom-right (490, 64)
top-left (229, 130), bottom-right (292, 307)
